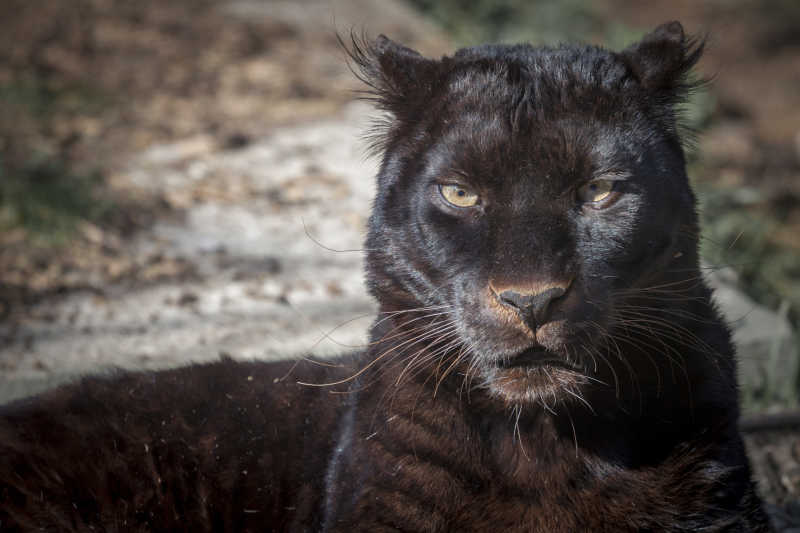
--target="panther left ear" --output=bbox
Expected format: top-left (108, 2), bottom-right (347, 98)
top-left (343, 33), bottom-right (437, 119)
top-left (620, 21), bottom-right (704, 93)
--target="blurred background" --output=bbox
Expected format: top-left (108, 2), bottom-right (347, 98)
top-left (1, 0), bottom-right (798, 523)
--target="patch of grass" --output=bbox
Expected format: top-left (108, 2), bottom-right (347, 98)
top-left (699, 186), bottom-right (800, 320)
top-left (697, 183), bottom-right (800, 408)
top-left (0, 76), bottom-right (115, 245)
top-left (0, 155), bottom-right (111, 245)
top-left (406, 0), bottom-right (624, 46)
top-left (0, 78), bottom-right (113, 129)
top-left (0, 160), bottom-right (107, 244)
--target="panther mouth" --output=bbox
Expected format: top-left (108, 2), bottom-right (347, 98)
top-left (496, 347), bottom-right (579, 372)
top-left (487, 346), bottom-right (589, 405)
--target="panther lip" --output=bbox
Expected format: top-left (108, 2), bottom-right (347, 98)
top-left (497, 347), bottom-right (569, 369)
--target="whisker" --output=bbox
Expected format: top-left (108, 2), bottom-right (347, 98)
top-left (394, 326), bottom-right (460, 386)
top-left (298, 316), bottom-right (456, 387)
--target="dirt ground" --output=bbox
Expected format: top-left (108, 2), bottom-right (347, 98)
top-left (0, 0), bottom-right (798, 528)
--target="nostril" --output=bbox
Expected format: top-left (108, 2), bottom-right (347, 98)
top-left (498, 286), bottom-right (567, 324)
top-left (499, 290), bottom-right (532, 311)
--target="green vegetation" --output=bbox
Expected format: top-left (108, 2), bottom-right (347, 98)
top-left (698, 184), bottom-right (800, 408)
top-left (0, 78), bottom-right (113, 244)
top-left (0, 155), bottom-right (109, 244)
top-left (700, 187), bottom-right (800, 319)
top-left (0, 78), bottom-right (111, 122)
top-left (406, 0), bottom-right (641, 47)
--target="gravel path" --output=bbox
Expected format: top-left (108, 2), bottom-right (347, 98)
top-left (0, 103), bottom-right (378, 403)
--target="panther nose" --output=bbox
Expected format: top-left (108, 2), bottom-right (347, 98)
top-left (497, 284), bottom-right (569, 326)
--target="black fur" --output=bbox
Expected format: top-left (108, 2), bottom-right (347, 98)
top-left (0, 22), bottom-right (772, 531)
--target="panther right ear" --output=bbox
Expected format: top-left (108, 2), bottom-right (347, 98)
top-left (343, 33), bottom-right (437, 120)
top-left (620, 21), bottom-right (704, 98)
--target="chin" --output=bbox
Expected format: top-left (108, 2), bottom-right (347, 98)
top-left (476, 340), bottom-right (591, 407)
top-left (471, 316), bottom-right (598, 407)
top-left (482, 363), bottom-right (592, 407)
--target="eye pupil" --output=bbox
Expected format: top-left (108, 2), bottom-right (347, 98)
top-left (440, 184), bottom-right (479, 208)
top-left (577, 179), bottom-right (616, 207)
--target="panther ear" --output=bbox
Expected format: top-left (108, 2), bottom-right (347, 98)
top-left (343, 33), bottom-right (437, 118)
top-left (620, 21), bottom-right (704, 94)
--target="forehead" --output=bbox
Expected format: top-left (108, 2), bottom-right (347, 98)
top-left (422, 46), bottom-right (644, 189)
top-left (428, 102), bottom-right (639, 194)
top-left (445, 43), bottom-right (634, 117)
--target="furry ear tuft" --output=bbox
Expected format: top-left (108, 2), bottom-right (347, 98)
top-left (340, 32), bottom-right (435, 116)
top-left (340, 32), bottom-right (437, 156)
top-left (621, 21), bottom-right (704, 94)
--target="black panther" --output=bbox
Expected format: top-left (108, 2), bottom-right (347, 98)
top-left (0, 22), bottom-right (772, 531)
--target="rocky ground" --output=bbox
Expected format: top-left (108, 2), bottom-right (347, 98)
top-left (0, 0), bottom-right (798, 528)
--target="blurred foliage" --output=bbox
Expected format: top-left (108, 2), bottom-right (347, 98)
top-left (406, 0), bottom-right (639, 46)
top-left (0, 155), bottom-right (110, 245)
top-left (0, 78), bottom-right (112, 122)
top-left (0, 76), bottom-right (114, 244)
top-left (698, 183), bottom-right (800, 407)
top-left (700, 187), bottom-right (800, 318)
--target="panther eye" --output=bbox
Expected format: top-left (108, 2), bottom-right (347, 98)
top-left (577, 179), bottom-right (615, 206)
top-left (440, 184), bottom-right (479, 208)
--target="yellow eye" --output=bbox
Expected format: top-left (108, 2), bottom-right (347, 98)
top-left (577, 179), bottom-right (614, 204)
top-left (440, 184), bottom-right (479, 207)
